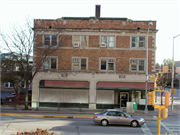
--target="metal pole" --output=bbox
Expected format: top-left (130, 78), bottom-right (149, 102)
top-left (171, 34), bottom-right (180, 111)
top-left (158, 108), bottom-right (161, 135)
top-left (171, 37), bottom-right (174, 111)
top-left (144, 25), bottom-right (150, 114)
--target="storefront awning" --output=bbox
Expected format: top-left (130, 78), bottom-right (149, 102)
top-left (96, 87), bottom-right (154, 91)
top-left (39, 86), bottom-right (89, 89)
top-left (97, 82), bottom-right (154, 90)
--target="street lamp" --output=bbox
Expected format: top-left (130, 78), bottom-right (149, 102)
top-left (144, 22), bottom-right (153, 114)
top-left (171, 34), bottom-right (180, 111)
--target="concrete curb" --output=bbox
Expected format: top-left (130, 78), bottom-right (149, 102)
top-left (0, 113), bottom-right (157, 121)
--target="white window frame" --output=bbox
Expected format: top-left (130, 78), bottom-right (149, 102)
top-left (130, 59), bottom-right (145, 71)
top-left (72, 57), bottom-right (88, 70)
top-left (4, 82), bottom-right (13, 88)
top-left (44, 35), bottom-right (58, 46)
top-left (43, 57), bottom-right (58, 69)
top-left (73, 35), bottom-right (88, 47)
top-left (100, 36), bottom-right (115, 48)
top-left (131, 36), bottom-right (146, 48)
top-left (100, 58), bottom-right (115, 71)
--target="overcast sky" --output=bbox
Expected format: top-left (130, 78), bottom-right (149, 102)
top-left (0, 0), bottom-right (180, 64)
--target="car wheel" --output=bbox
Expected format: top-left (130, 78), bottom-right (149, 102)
top-left (101, 119), bottom-right (108, 126)
top-left (131, 120), bottom-right (139, 127)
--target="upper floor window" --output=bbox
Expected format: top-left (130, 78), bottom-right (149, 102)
top-left (131, 37), bottom-right (145, 48)
top-left (130, 59), bottom-right (145, 71)
top-left (44, 35), bottom-right (57, 46)
top-left (73, 35), bottom-right (88, 47)
top-left (72, 58), bottom-right (87, 70)
top-left (101, 36), bottom-right (115, 48)
top-left (43, 57), bottom-right (57, 69)
top-left (100, 58), bottom-right (115, 71)
top-left (4, 82), bottom-right (13, 88)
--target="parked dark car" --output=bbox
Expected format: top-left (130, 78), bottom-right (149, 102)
top-left (93, 110), bottom-right (145, 127)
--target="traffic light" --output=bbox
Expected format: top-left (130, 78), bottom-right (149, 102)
top-left (148, 91), bottom-right (155, 105)
top-left (162, 108), bottom-right (168, 119)
top-left (165, 91), bottom-right (170, 107)
top-left (173, 89), bottom-right (176, 94)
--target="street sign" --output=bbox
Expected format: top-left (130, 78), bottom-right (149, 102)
top-left (133, 104), bottom-right (137, 110)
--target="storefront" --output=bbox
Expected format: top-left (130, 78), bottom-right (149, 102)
top-left (96, 81), bottom-right (154, 110)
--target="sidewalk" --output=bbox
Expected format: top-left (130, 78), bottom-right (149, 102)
top-left (1, 106), bottom-right (179, 120)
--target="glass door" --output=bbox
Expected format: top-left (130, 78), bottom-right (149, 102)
top-left (120, 92), bottom-right (129, 108)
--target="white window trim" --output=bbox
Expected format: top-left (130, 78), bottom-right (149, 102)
top-left (131, 36), bottom-right (146, 48)
top-left (100, 36), bottom-right (115, 48)
top-left (73, 35), bottom-right (88, 47)
top-left (72, 57), bottom-right (88, 70)
top-left (99, 58), bottom-right (115, 71)
top-left (43, 56), bottom-right (58, 70)
top-left (43, 35), bottom-right (58, 46)
top-left (130, 58), bottom-right (145, 72)
top-left (4, 82), bottom-right (13, 88)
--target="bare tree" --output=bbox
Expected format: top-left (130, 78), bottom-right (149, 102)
top-left (163, 58), bottom-right (174, 69)
top-left (156, 73), bottom-right (172, 88)
top-left (0, 19), bottom-right (64, 109)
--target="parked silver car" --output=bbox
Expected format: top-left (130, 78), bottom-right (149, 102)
top-left (93, 110), bottom-right (145, 127)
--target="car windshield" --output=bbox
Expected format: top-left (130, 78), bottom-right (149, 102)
top-left (123, 112), bottom-right (131, 117)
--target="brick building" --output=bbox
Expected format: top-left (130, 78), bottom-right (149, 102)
top-left (32, 5), bottom-right (158, 109)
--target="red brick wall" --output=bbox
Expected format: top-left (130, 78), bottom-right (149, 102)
top-left (33, 19), bottom-right (156, 72)
top-left (59, 35), bottom-right (72, 47)
top-left (89, 35), bottom-right (99, 47)
top-left (116, 36), bottom-right (130, 48)
top-left (47, 49), bottom-right (153, 71)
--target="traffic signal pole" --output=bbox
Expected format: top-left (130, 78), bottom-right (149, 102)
top-left (148, 90), bottom-right (170, 135)
top-left (158, 108), bottom-right (161, 135)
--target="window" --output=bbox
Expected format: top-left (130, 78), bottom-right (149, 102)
top-left (73, 35), bottom-right (88, 47)
top-left (43, 57), bottom-right (57, 69)
top-left (101, 36), bottom-right (115, 48)
top-left (4, 82), bottom-right (13, 88)
top-left (106, 111), bottom-right (116, 116)
top-left (100, 58), bottom-right (115, 71)
top-left (131, 37), bottom-right (145, 48)
top-left (73, 58), bottom-right (87, 70)
top-left (130, 59), bottom-right (145, 71)
top-left (116, 112), bottom-right (125, 117)
top-left (44, 35), bottom-right (57, 46)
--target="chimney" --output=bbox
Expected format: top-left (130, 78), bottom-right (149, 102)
top-left (95, 5), bottom-right (100, 18)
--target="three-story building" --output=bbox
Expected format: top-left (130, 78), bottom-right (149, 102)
top-left (32, 5), bottom-right (158, 109)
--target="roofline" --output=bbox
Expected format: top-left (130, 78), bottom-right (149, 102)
top-left (34, 17), bottom-right (156, 22)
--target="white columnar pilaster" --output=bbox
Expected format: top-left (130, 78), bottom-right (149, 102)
top-left (31, 76), bottom-right (40, 108)
top-left (88, 80), bottom-right (97, 109)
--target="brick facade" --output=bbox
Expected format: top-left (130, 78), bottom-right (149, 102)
top-left (32, 8), bottom-right (157, 109)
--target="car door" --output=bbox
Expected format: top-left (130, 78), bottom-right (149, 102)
top-left (106, 111), bottom-right (119, 124)
top-left (116, 112), bottom-right (130, 125)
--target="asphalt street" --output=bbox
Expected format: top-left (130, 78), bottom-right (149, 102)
top-left (1, 115), bottom-right (180, 135)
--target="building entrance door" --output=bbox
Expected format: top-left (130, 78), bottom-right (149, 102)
top-left (120, 92), bottom-right (129, 108)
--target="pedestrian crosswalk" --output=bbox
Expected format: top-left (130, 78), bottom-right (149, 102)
top-left (161, 121), bottom-right (180, 134)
